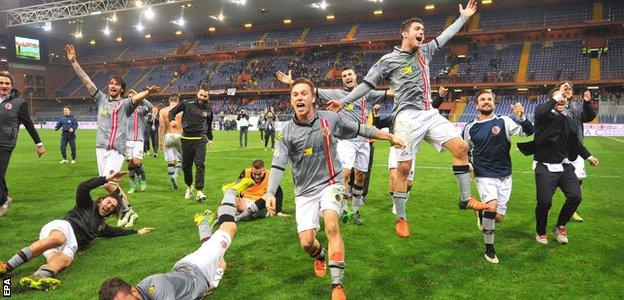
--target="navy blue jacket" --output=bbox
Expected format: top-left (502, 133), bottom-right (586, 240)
top-left (55, 115), bottom-right (78, 132)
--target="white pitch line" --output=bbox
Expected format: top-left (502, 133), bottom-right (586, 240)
top-left (606, 137), bottom-right (624, 144)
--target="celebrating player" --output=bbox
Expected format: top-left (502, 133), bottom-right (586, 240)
top-left (276, 68), bottom-right (392, 225)
top-left (168, 85), bottom-right (214, 202)
top-left (65, 44), bottom-right (160, 226)
top-left (0, 172), bottom-right (153, 291)
top-left (263, 78), bottom-right (405, 299)
top-left (326, 0), bottom-right (491, 238)
top-left (159, 94), bottom-right (184, 190)
top-left (462, 90), bottom-right (534, 263)
top-left (98, 180), bottom-right (254, 300)
top-left (125, 89), bottom-right (154, 194)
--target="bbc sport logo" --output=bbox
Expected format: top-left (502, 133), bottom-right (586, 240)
top-left (2, 277), bottom-right (10, 297)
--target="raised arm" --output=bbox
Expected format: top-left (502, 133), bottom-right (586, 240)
top-left (65, 44), bottom-right (97, 96)
top-left (75, 176), bottom-right (108, 208)
top-left (130, 85), bottom-right (159, 106)
top-left (581, 90), bottom-right (597, 122)
top-left (434, 0), bottom-right (476, 48)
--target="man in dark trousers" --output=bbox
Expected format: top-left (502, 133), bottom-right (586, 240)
top-left (518, 82), bottom-right (598, 245)
top-left (0, 71), bottom-right (46, 217)
top-left (55, 106), bottom-right (78, 164)
top-left (237, 109), bottom-right (249, 149)
top-left (169, 85), bottom-right (213, 202)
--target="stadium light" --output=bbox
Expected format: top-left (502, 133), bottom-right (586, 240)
top-left (283, 19), bottom-right (291, 24)
top-left (175, 30), bottom-right (182, 35)
top-left (326, 15), bottom-right (335, 20)
top-left (103, 24), bottom-right (111, 36)
top-left (90, 39), bottom-right (95, 45)
top-left (482, 0), bottom-right (492, 4)
top-left (373, 10), bottom-right (383, 15)
top-left (172, 16), bottom-right (186, 27)
top-left (116, 36), bottom-right (123, 42)
top-left (135, 22), bottom-right (145, 32)
top-left (74, 30), bottom-right (83, 39)
top-left (43, 22), bottom-right (52, 31)
top-left (208, 27), bottom-right (216, 32)
top-left (144, 7), bottom-right (155, 20)
top-left (587, 86), bottom-right (599, 90)
top-left (111, 13), bottom-right (118, 22)
top-left (311, 1), bottom-right (328, 9)
top-left (145, 33), bottom-right (151, 39)
top-left (135, 0), bottom-right (144, 7)
top-left (425, 4), bottom-right (435, 10)
top-left (244, 23), bottom-right (252, 28)
top-left (517, 88), bottom-right (528, 91)
top-left (454, 89), bottom-right (463, 92)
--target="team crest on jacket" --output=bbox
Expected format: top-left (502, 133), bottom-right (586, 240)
top-left (4, 102), bottom-right (12, 110)
top-left (491, 125), bottom-right (501, 135)
top-left (202, 111), bottom-right (208, 117)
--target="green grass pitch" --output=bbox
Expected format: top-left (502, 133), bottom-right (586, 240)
top-left (1, 129), bottom-right (623, 299)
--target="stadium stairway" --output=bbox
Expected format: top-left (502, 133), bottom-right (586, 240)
top-left (593, 2), bottom-right (603, 21)
top-left (468, 14), bottom-right (480, 31)
top-left (516, 41), bottom-right (531, 82)
top-left (344, 25), bottom-right (358, 41)
top-left (450, 99), bottom-right (467, 122)
top-left (296, 28), bottom-right (310, 44)
top-left (116, 46), bottom-right (130, 60)
top-left (130, 67), bottom-right (154, 91)
top-left (590, 58), bottom-right (601, 81)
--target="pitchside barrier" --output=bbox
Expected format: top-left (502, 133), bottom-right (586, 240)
top-left (21, 121), bottom-right (624, 137)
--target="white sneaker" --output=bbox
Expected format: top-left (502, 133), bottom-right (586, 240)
top-left (196, 190), bottom-right (206, 202)
top-left (553, 226), bottom-right (569, 244)
top-left (125, 212), bottom-right (139, 228)
top-left (0, 197), bottom-right (13, 217)
top-left (117, 211), bottom-right (132, 226)
top-left (484, 253), bottom-right (499, 264)
top-left (184, 187), bottom-right (194, 199)
top-left (71, 160), bottom-right (76, 164)
top-left (535, 233), bottom-right (548, 245)
top-left (59, 159), bottom-right (68, 164)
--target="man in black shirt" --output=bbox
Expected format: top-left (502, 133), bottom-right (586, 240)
top-left (518, 82), bottom-right (598, 245)
top-left (169, 85), bottom-right (213, 202)
top-left (0, 71), bottom-right (46, 217)
top-left (0, 172), bottom-right (153, 291)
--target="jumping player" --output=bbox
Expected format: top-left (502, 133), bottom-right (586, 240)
top-left (462, 90), bottom-right (534, 263)
top-left (0, 172), bottom-right (153, 291)
top-left (327, 0), bottom-right (491, 238)
top-left (263, 78), bottom-right (405, 300)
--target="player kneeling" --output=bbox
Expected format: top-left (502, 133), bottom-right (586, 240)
top-left (98, 183), bottom-right (244, 299)
top-left (0, 172), bottom-right (153, 291)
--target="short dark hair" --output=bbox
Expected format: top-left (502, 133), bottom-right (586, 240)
top-left (96, 195), bottom-right (121, 217)
top-left (475, 89), bottom-right (495, 101)
top-left (341, 67), bottom-right (355, 73)
top-left (169, 93), bottom-right (180, 102)
top-left (252, 159), bottom-right (265, 169)
top-left (290, 77), bottom-right (315, 95)
top-left (64, 106), bottom-right (71, 110)
top-left (198, 84), bottom-right (209, 92)
top-left (0, 71), bottom-right (15, 85)
top-left (99, 277), bottom-right (132, 300)
top-left (400, 17), bottom-right (424, 38)
top-left (548, 81), bottom-right (573, 98)
top-left (109, 76), bottom-right (127, 96)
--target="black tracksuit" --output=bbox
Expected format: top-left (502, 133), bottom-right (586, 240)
top-left (168, 99), bottom-right (213, 190)
top-left (64, 176), bottom-right (137, 250)
top-left (518, 97), bottom-right (592, 235)
top-left (0, 89), bottom-right (42, 206)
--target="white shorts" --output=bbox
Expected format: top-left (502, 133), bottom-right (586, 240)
top-left (388, 146), bottom-right (416, 181)
top-left (164, 134), bottom-right (183, 162)
top-left (39, 220), bottom-right (78, 261)
top-left (475, 177), bottom-right (512, 215)
top-left (125, 141), bottom-right (144, 160)
top-left (178, 229), bottom-right (230, 289)
top-left (337, 139), bottom-right (370, 172)
top-left (295, 184), bottom-right (344, 233)
top-left (394, 108), bottom-right (459, 162)
top-left (571, 156), bottom-right (586, 179)
top-left (96, 148), bottom-right (126, 176)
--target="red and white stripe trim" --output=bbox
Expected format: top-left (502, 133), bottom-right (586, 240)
top-left (417, 55), bottom-right (431, 110)
top-left (133, 109), bottom-right (139, 141)
top-left (107, 102), bottom-right (119, 149)
top-left (320, 119), bottom-right (336, 185)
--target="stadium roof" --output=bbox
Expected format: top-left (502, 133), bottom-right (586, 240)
top-left (3, 0), bottom-right (572, 43)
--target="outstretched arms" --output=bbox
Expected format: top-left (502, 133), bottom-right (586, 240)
top-left (65, 44), bottom-right (97, 96)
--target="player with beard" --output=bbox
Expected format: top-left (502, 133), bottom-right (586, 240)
top-left (276, 68), bottom-right (393, 225)
top-left (0, 172), bottom-right (153, 291)
top-left (65, 44), bottom-right (160, 227)
top-left (263, 78), bottom-right (405, 300)
top-left (327, 0), bottom-right (492, 239)
top-left (462, 90), bottom-right (534, 263)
